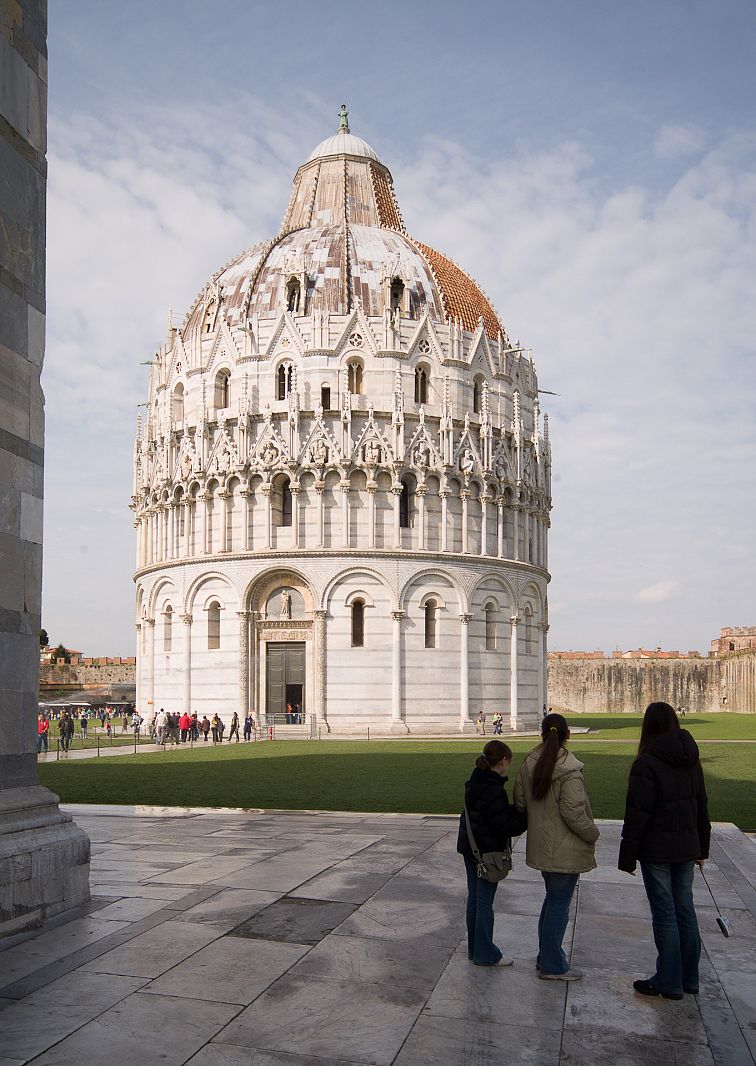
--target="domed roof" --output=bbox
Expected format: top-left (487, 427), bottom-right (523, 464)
top-left (184, 110), bottom-right (505, 341)
top-left (307, 131), bottom-right (380, 163)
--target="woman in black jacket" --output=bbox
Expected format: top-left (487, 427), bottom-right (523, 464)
top-left (457, 740), bottom-right (528, 966)
top-left (618, 702), bottom-right (711, 1000)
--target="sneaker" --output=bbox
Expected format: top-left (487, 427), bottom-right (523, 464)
top-left (473, 957), bottom-right (513, 967)
top-left (539, 968), bottom-right (583, 982)
top-left (633, 979), bottom-right (683, 1001)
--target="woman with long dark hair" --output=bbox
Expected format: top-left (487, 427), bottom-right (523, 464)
top-left (514, 713), bottom-right (599, 981)
top-left (619, 702), bottom-right (710, 1000)
top-left (456, 740), bottom-right (528, 966)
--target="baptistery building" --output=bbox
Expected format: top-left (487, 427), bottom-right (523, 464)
top-left (132, 109), bottom-right (552, 734)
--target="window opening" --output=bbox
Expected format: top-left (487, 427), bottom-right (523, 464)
top-left (424, 600), bottom-right (437, 649)
top-left (286, 277), bottom-right (301, 313)
top-left (390, 277), bottom-right (404, 311)
top-left (347, 360), bottom-right (363, 395)
top-left (414, 365), bottom-right (428, 404)
top-left (399, 480), bottom-right (410, 528)
top-left (281, 480), bottom-right (293, 527)
top-left (351, 599), bottom-right (365, 647)
top-left (277, 363), bottom-right (293, 400)
top-left (172, 383), bottom-right (184, 422)
top-left (164, 606), bottom-right (173, 652)
top-left (473, 376), bottom-right (484, 414)
top-left (485, 603), bottom-right (496, 651)
top-left (208, 602), bottom-right (221, 650)
top-left (321, 386), bottom-right (331, 410)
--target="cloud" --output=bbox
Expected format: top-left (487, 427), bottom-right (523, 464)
top-left (42, 98), bottom-right (756, 656)
top-left (654, 123), bottom-right (705, 159)
top-left (634, 581), bottom-right (682, 604)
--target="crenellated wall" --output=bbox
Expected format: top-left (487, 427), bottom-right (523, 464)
top-left (548, 652), bottom-right (756, 715)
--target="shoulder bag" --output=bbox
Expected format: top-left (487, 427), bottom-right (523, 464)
top-left (464, 804), bottom-right (512, 883)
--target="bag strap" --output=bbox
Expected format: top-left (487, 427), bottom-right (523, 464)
top-left (464, 803), bottom-right (485, 866)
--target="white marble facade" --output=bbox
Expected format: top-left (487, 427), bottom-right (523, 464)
top-left (132, 112), bottom-right (551, 733)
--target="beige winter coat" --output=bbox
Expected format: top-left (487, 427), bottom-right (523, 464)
top-left (514, 746), bottom-right (599, 874)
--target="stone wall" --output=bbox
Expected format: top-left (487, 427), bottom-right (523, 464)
top-left (40, 662), bottom-right (136, 690)
top-left (547, 652), bottom-right (756, 715)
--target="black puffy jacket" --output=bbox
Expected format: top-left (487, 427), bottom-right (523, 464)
top-left (456, 766), bottom-right (528, 860)
top-left (618, 729), bottom-right (711, 872)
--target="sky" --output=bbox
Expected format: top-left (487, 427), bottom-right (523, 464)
top-left (43, 0), bottom-right (756, 655)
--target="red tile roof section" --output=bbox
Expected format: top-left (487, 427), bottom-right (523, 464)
top-left (413, 242), bottom-right (502, 340)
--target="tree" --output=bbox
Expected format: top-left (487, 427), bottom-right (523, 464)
top-left (51, 643), bottom-right (71, 665)
top-left (39, 628), bottom-right (49, 648)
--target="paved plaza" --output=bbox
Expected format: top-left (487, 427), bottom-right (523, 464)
top-left (0, 809), bottom-right (754, 1066)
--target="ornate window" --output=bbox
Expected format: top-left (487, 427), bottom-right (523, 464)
top-left (207, 602), bottom-right (221, 650)
top-left (414, 364), bottom-right (429, 404)
top-left (163, 605), bottom-right (173, 652)
top-left (485, 602), bottom-right (496, 651)
top-left (473, 375), bottom-right (485, 414)
top-left (214, 369), bottom-right (230, 410)
top-left (277, 362), bottom-right (294, 400)
top-left (348, 331), bottom-right (364, 348)
top-left (390, 277), bottom-right (405, 311)
top-left (418, 338), bottom-right (431, 355)
top-left (172, 383), bottom-right (184, 422)
top-left (347, 359), bottom-right (364, 395)
top-left (424, 600), bottom-right (437, 649)
top-left (351, 599), bottom-right (365, 647)
top-left (286, 277), bottom-right (301, 313)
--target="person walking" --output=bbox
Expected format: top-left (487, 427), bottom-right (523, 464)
top-left (229, 712), bottom-right (240, 742)
top-left (201, 715), bottom-right (211, 742)
top-left (618, 702), bottom-right (710, 1001)
top-left (191, 712), bottom-right (199, 741)
top-left (514, 712), bottom-right (599, 982)
top-left (457, 740), bottom-right (528, 967)
top-left (179, 712), bottom-right (192, 743)
top-left (80, 713), bottom-right (88, 742)
top-left (37, 713), bottom-right (49, 753)
top-left (243, 714), bottom-right (253, 741)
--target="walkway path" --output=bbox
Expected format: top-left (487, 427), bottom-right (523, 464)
top-left (0, 809), bottom-right (754, 1064)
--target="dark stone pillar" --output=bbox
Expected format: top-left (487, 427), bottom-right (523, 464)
top-left (0, 0), bottom-right (90, 938)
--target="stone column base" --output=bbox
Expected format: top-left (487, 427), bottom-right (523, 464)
top-left (389, 720), bottom-right (410, 735)
top-left (0, 785), bottom-right (90, 939)
top-left (458, 720), bottom-right (479, 734)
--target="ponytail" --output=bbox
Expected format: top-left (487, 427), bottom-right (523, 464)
top-left (475, 739), bottom-right (513, 772)
top-left (531, 713), bottom-right (569, 801)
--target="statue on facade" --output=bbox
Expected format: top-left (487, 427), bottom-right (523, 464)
top-left (280, 590), bottom-right (292, 620)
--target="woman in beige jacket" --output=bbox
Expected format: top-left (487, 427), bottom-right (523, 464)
top-left (514, 713), bottom-right (599, 981)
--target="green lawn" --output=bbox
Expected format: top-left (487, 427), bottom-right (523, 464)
top-left (37, 734), bottom-right (756, 831)
top-left (565, 712), bottom-right (756, 742)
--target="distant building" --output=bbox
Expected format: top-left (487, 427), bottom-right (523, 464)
top-left (132, 111), bottom-right (552, 733)
top-left (710, 627), bottom-right (756, 657)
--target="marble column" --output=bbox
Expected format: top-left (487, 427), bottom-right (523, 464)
top-left (291, 486), bottom-right (300, 548)
top-left (461, 491), bottom-right (470, 553)
top-left (219, 492), bottom-right (229, 552)
top-left (0, 1), bottom-right (90, 936)
top-left (241, 489), bottom-right (251, 550)
top-left (262, 485), bottom-right (272, 549)
top-left (459, 613), bottom-right (472, 730)
top-left (238, 611), bottom-right (250, 717)
top-left (416, 486), bottom-right (427, 550)
top-left (146, 618), bottom-right (156, 712)
top-left (497, 499), bottom-right (505, 558)
top-left (392, 488), bottom-right (401, 549)
top-left (182, 615), bottom-right (192, 714)
top-left (480, 494), bottom-right (489, 556)
top-left (197, 493), bottom-right (208, 554)
top-left (367, 485), bottom-right (376, 548)
top-left (183, 500), bottom-right (191, 557)
top-left (509, 616), bottom-right (519, 730)
top-left (390, 611), bottom-right (408, 733)
top-left (538, 622), bottom-right (548, 717)
top-left (135, 623), bottom-right (142, 715)
top-left (440, 492), bottom-right (449, 551)
top-left (313, 610), bottom-right (328, 730)
top-left (316, 483), bottom-right (325, 547)
top-left (513, 506), bottom-right (520, 562)
top-left (341, 483), bottom-right (350, 547)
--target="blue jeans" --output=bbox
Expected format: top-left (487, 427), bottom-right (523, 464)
top-left (538, 872), bottom-right (579, 975)
top-left (37, 733), bottom-right (48, 753)
top-left (463, 855), bottom-right (502, 965)
top-left (640, 861), bottom-right (700, 995)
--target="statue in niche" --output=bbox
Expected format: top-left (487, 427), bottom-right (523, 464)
top-left (413, 443), bottom-right (429, 469)
top-left (214, 439), bottom-right (231, 474)
top-left (261, 442), bottom-right (279, 467)
top-left (181, 451), bottom-right (193, 480)
top-left (280, 590), bottom-right (292, 620)
top-left (364, 438), bottom-right (381, 465)
top-left (310, 437), bottom-right (328, 467)
top-left (460, 448), bottom-right (475, 475)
